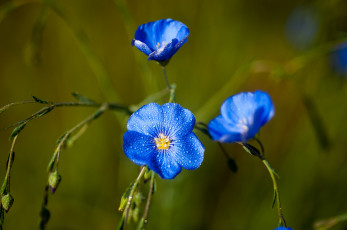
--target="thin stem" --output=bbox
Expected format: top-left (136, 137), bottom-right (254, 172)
top-left (1, 136), bottom-right (18, 195)
top-left (161, 66), bottom-right (176, 103)
top-left (54, 103), bottom-right (109, 169)
top-left (314, 212), bottom-right (347, 230)
top-left (4, 101), bottom-right (131, 130)
top-left (137, 171), bottom-right (155, 230)
top-left (123, 166), bottom-right (147, 229)
top-left (0, 100), bottom-right (36, 114)
top-left (217, 142), bottom-right (230, 159)
top-left (262, 159), bottom-right (286, 227)
top-left (161, 66), bottom-right (171, 90)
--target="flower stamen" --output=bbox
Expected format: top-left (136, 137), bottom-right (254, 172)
top-left (154, 133), bottom-right (170, 150)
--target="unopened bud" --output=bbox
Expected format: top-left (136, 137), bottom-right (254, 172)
top-left (1, 194), bottom-right (14, 212)
top-left (48, 171), bottom-right (62, 194)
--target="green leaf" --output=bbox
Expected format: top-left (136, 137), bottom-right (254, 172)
top-left (56, 132), bottom-right (68, 146)
top-left (0, 178), bottom-right (8, 195)
top-left (1, 194), bottom-right (14, 212)
top-left (118, 183), bottom-right (134, 212)
top-left (72, 92), bottom-right (96, 104)
top-left (47, 150), bottom-right (58, 172)
top-left (10, 122), bottom-right (27, 140)
top-left (272, 190), bottom-right (277, 208)
top-left (38, 106), bottom-right (54, 117)
top-left (32, 95), bottom-right (48, 104)
top-left (242, 143), bottom-right (263, 159)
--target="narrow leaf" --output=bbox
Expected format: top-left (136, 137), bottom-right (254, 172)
top-left (56, 132), bottom-right (68, 146)
top-left (47, 151), bottom-right (58, 172)
top-left (10, 123), bottom-right (26, 140)
top-left (242, 143), bottom-right (263, 159)
top-left (272, 190), bottom-right (277, 208)
top-left (38, 106), bottom-right (54, 117)
top-left (118, 183), bottom-right (134, 211)
top-left (71, 92), bottom-right (96, 104)
top-left (32, 95), bottom-right (48, 104)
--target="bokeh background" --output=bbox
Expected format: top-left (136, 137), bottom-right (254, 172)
top-left (0, 0), bottom-right (347, 229)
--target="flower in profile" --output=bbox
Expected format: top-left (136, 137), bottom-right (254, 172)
top-left (208, 91), bottom-right (274, 143)
top-left (274, 227), bottom-right (293, 230)
top-left (131, 18), bottom-right (190, 65)
top-left (330, 42), bottom-right (347, 77)
top-left (123, 103), bottom-right (204, 179)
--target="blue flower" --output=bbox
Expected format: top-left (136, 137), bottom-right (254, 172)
top-left (123, 103), bottom-right (204, 179)
top-left (274, 227), bottom-right (293, 230)
top-left (330, 42), bottom-right (347, 77)
top-left (131, 18), bottom-right (190, 64)
top-left (208, 91), bottom-right (275, 143)
top-left (285, 6), bottom-right (319, 50)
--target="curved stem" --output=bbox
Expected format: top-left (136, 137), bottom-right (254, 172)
top-left (314, 212), bottom-right (347, 230)
top-left (123, 166), bottom-right (147, 229)
top-left (262, 159), bottom-right (286, 227)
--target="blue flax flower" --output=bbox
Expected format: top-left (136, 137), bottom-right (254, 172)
top-left (131, 18), bottom-right (190, 64)
top-left (274, 227), bottom-right (293, 230)
top-left (208, 91), bottom-right (274, 143)
top-left (123, 103), bottom-right (204, 179)
top-left (330, 42), bottom-right (347, 77)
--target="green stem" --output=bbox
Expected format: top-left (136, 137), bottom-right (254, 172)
top-left (123, 166), bottom-right (147, 229)
top-left (161, 67), bottom-right (176, 103)
top-left (161, 66), bottom-right (171, 90)
top-left (262, 159), bottom-right (286, 227)
top-left (137, 171), bottom-right (155, 230)
top-left (5, 101), bottom-right (131, 131)
top-left (0, 136), bottom-right (17, 195)
top-left (53, 103), bottom-right (109, 169)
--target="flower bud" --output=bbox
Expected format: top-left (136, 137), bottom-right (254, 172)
top-left (1, 194), bottom-right (14, 212)
top-left (48, 171), bottom-right (62, 194)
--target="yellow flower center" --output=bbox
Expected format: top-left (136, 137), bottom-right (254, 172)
top-left (154, 133), bottom-right (170, 150)
top-left (156, 41), bottom-right (166, 48)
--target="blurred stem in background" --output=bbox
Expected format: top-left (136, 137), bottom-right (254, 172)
top-left (113, 0), bottom-right (158, 95)
top-left (0, 0), bottom-right (127, 123)
top-left (314, 212), bottom-right (347, 230)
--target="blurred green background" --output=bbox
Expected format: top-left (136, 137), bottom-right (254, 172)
top-left (0, 0), bottom-right (347, 229)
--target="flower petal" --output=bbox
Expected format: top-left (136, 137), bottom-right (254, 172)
top-left (254, 90), bottom-right (275, 126)
top-left (220, 92), bottom-right (256, 124)
top-left (131, 39), bottom-right (153, 56)
top-left (148, 150), bottom-right (182, 179)
top-left (123, 131), bottom-right (156, 166)
top-left (160, 103), bottom-right (195, 139)
top-left (127, 103), bottom-right (163, 136)
top-left (208, 115), bottom-right (245, 142)
top-left (170, 133), bottom-right (204, 170)
top-left (148, 39), bottom-right (179, 61)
